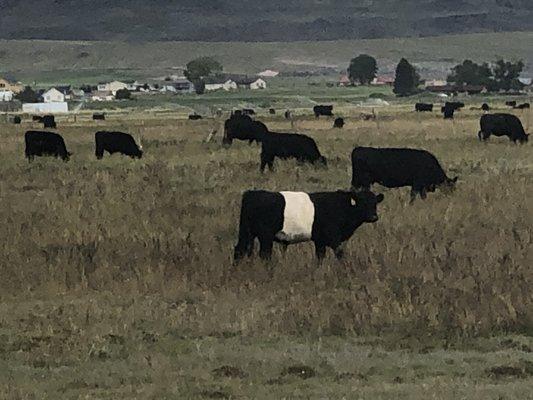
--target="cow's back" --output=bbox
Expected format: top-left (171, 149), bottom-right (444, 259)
top-left (352, 147), bottom-right (446, 186)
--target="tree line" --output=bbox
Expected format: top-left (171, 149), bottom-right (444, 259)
top-left (348, 54), bottom-right (525, 96)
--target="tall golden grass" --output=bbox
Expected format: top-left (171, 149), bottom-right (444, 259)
top-left (0, 107), bottom-right (531, 338)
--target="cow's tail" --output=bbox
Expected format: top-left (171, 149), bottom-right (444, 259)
top-left (234, 192), bottom-right (254, 263)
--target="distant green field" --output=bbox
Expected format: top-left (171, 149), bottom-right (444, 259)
top-left (0, 31), bottom-right (532, 85)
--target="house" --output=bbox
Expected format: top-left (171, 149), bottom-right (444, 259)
top-left (97, 81), bottom-right (128, 95)
top-left (42, 88), bottom-right (66, 103)
top-left (71, 89), bottom-right (85, 99)
top-left (0, 77), bottom-right (23, 94)
top-left (258, 69), bottom-right (279, 78)
top-left (0, 90), bottom-right (14, 102)
top-left (371, 76), bottom-right (395, 86)
top-left (204, 76), bottom-right (237, 92)
top-left (22, 102), bottom-right (68, 113)
top-left (91, 91), bottom-right (115, 101)
top-left (173, 79), bottom-right (195, 93)
top-left (424, 79), bottom-right (447, 88)
top-left (235, 77), bottom-right (267, 90)
top-left (338, 74), bottom-right (351, 87)
top-left (159, 85), bottom-right (178, 93)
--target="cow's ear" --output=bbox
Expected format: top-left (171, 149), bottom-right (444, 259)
top-left (376, 194), bottom-right (384, 203)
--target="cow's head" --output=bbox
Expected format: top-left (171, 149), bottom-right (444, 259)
top-left (350, 191), bottom-right (384, 223)
top-left (63, 152), bottom-right (72, 162)
top-left (518, 133), bottom-right (529, 143)
top-left (440, 176), bottom-right (458, 193)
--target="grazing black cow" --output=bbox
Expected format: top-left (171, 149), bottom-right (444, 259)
top-left (95, 131), bottom-right (143, 159)
top-left (12, 116), bottom-right (21, 124)
top-left (514, 103), bottom-right (530, 110)
top-left (284, 110), bottom-right (293, 120)
top-left (505, 101), bottom-right (517, 108)
top-left (233, 189), bottom-right (384, 261)
top-left (478, 114), bottom-right (528, 143)
top-left (313, 105), bottom-right (334, 118)
top-left (223, 113), bottom-right (268, 145)
top-left (415, 103), bottom-right (433, 112)
top-left (351, 147), bottom-right (457, 201)
top-left (481, 103), bottom-right (490, 112)
top-left (25, 131), bottom-right (71, 162)
top-left (269, 108), bottom-right (276, 115)
top-left (32, 116), bottom-right (43, 122)
top-left (223, 114), bottom-right (326, 170)
top-left (441, 102), bottom-right (463, 119)
top-left (189, 114), bottom-right (203, 120)
top-left (333, 117), bottom-right (344, 128)
top-left (42, 115), bottom-right (56, 129)
top-left (92, 113), bottom-right (106, 120)
top-left (242, 108), bottom-right (255, 116)
top-left (260, 132), bottom-right (326, 172)
top-left (441, 105), bottom-right (455, 119)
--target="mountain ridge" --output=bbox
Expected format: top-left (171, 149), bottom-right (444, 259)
top-left (1, 1), bottom-right (532, 42)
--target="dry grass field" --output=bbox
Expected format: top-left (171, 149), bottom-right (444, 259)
top-left (0, 104), bottom-right (532, 399)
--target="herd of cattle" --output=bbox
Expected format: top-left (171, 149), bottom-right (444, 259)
top-left (13, 102), bottom-right (530, 261)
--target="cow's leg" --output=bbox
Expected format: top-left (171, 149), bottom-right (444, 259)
top-left (314, 243), bottom-right (326, 260)
top-left (419, 187), bottom-right (427, 200)
top-left (259, 237), bottom-right (274, 260)
top-left (410, 187), bottom-right (418, 203)
top-left (478, 131), bottom-right (490, 141)
top-left (333, 244), bottom-right (345, 260)
top-left (260, 151), bottom-right (274, 173)
top-left (280, 242), bottom-right (289, 256)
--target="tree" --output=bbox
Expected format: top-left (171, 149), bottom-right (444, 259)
top-left (185, 57), bottom-right (223, 95)
top-left (393, 58), bottom-right (420, 96)
top-left (115, 88), bottom-right (132, 100)
top-left (447, 60), bottom-right (492, 87)
top-left (15, 86), bottom-right (40, 103)
top-left (492, 59), bottom-right (524, 92)
top-left (347, 54), bottom-right (377, 85)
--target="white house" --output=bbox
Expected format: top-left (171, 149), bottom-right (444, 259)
top-left (91, 91), bottom-right (115, 101)
top-left (424, 79), bottom-right (447, 88)
top-left (0, 90), bottom-right (14, 102)
top-left (258, 69), bottom-right (279, 78)
top-left (42, 88), bottom-right (65, 103)
top-left (22, 102), bottom-right (68, 113)
top-left (204, 77), bottom-right (237, 92)
top-left (97, 81), bottom-right (128, 95)
top-left (235, 77), bottom-right (267, 90)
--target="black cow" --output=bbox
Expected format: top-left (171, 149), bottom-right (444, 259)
top-left (32, 116), bottom-right (42, 122)
top-left (333, 117), bottom-right (344, 128)
top-left (93, 113), bottom-right (106, 120)
top-left (284, 110), bottom-right (293, 120)
top-left (95, 131), bottom-right (143, 159)
top-left (189, 114), bottom-right (203, 120)
top-left (12, 116), bottom-right (21, 124)
top-left (441, 102), bottom-right (464, 119)
top-left (223, 114), bottom-right (268, 145)
top-left (24, 131), bottom-right (71, 162)
top-left (242, 109), bottom-right (255, 116)
top-left (233, 189), bottom-right (384, 261)
top-left (514, 103), bottom-right (530, 110)
top-left (269, 108), bottom-right (276, 115)
top-left (505, 101), bottom-right (517, 108)
top-left (260, 132), bottom-right (326, 172)
top-left (441, 105), bottom-right (455, 119)
top-left (313, 105), bottom-right (333, 118)
top-left (415, 103), bottom-right (433, 112)
top-left (351, 147), bottom-right (457, 201)
top-left (478, 114), bottom-right (528, 143)
top-left (481, 103), bottom-right (490, 112)
top-left (223, 114), bottom-right (326, 171)
top-left (42, 115), bottom-right (56, 129)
